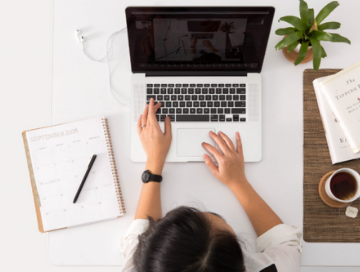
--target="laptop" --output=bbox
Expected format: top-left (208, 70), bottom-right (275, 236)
top-left (126, 6), bottom-right (275, 162)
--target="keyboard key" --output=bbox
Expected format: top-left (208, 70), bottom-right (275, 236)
top-left (147, 84), bottom-right (153, 87)
top-left (233, 95), bottom-right (239, 100)
top-left (185, 95), bottom-right (190, 101)
top-left (240, 84), bottom-right (246, 87)
top-left (221, 101), bottom-right (226, 107)
top-left (176, 108), bottom-right (182, 114)
top-left (214, 101), bottom-right (220, 107)
top-left (157, 95), bottom-right (163, 100)
top-left (219, 84), bottom-right (224, 87)
top-left (204, 84), bottom-right (210, 87)
top-left (225, 84), bottom-right (231, 87)
top-left (211, 108), bottom-right (216, 114)
top-left (200, 101), bottom-right (206, 107)
top-left (194, 102), bottom-right (199, 107)
top-left (147, 95), bottom-right (156, 101)
top-left (190, 108), bottom-right (196, 114)
top-left (235, 101), bottom-right (246, 107)
top-left (225, 108), bottom-right (230, 114)
top-left (156, 108), bottom-right (161, 114)
top-left (232, 108), bottom-right (246, 114)
top-left (161, 88), bottom-right (166, 94)
top-left (216, 88), bottom-right (222, 94)
top-left (228, 101), bottom-right (234, 107)
top-left (178, 95), bottom-right (184, 100)
top-left (207, 102), bottom-right (213, 107)
top-left (159, 101), bottom-right (164, 107)
top-left (169, 108), bottom-right (175, 114)
top-left (161, 84), bottom-right (167, 87)
top-left (223, 88), bottom-right (229, 94)
top-left (202, 88), bottom-right (208, 94)
top-left (211, 115), bottom-right (218, 122)
top-left (173, 102), bottom-right (179, 107)
top-left (180, 102), bottom-right (185, 107)
top-left (171, 95), bottom-right (177, 100)
top-left (192, 95), bottom-right (198, 100)
top-left (177, 115), bottom-right (209, 121)
top-left (219, 115), bottom-right (225, 121)
top-left (164, 95), bottom-right (170, 101)
top-left (195, 88), bottom-right (201, 94)
top-left (169, 84), bottom-right (174, 87)
top-left (197, 84), bottom-right (203, 87)
top-left (160, 115), bottom-right (166, 121)
top-left (168, 115), bottom-right (175, 121)
top-left (226, 118), bottom-right (232, 122)
top-left (209, 88), bottom-right (215, 94)
top-left (218, 108), bottom-right (224, 114)
top-left (197, 108), bottom-right (203, 114)
top-left (219, 95), bottom-right (225, 101)
top-left (154, 88), bottom-right (160, 94)
top-left (175, 88), bottom-right (181, 94)
top-left (213, 95), bottom-right (218, 100)
top-left (199, 95), bottom-right (204, 101)
top-left (211, 84), bottom-right (217, 87)
top-left (237, 88), bottom-right (246, 94)
top-left (183, 108), bottom-right (189, 113)
top-left (188, 88), bottom-right (194, 94)
top-left (181, 88), bottom-right (187, 94)
top-left (168, 88), bottom-right (173, 94)
top-left (240, 118), bottom-right (246, 122)
top-left (166, 102), bottom-right (171, 107)
top-left (186, 102), bottom-right (192, 107)
top-left (190, 84), bottom-right (196, 87)
top-left (240, 95), bottom-right (246, 101)
top-left (162, 108), bottom-right (168, 114)
top-left (155, 84), bottom-right (160, 87)
top-left (233, 115), bottom-right (239, 121)
top-left (206, 95), bottom-right (211, 101)
top-left (176, 84), bottom-right (181, 87)
top-left (147, 88), bottom-right (153, 94)
top-left (156, 115), bottom-right (159, 121)
top-left (226, 95), bottom-right (232, 100)
top-left (233, 84), bottom-right (239, 87)
top-left (183, 84), bottom-right (189, 87)
top-left (230, 88), bottom-right (235, 94)
top-left (204, 108), bottom-right (210, 114)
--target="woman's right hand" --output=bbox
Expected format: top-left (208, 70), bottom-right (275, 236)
top-left (202, 131), bottom-right (247, 188)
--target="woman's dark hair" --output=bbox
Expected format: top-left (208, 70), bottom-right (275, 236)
top-left (133, 206), bottom-right (245, 272)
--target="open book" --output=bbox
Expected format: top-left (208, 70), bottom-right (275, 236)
top-left (22, 117), bottom-right (125, 232)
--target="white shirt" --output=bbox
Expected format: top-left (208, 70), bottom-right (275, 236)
top-left (120, 220), bottom-right (302, 272)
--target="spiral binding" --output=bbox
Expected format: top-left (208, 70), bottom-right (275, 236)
top-left (102, 118), bottom-right (126, 215)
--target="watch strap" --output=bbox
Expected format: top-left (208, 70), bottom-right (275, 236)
top-left (148, 173), bottom-right (162, 183)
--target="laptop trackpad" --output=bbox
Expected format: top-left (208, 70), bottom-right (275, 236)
top-left (177, 128), bottom-right (215, 157)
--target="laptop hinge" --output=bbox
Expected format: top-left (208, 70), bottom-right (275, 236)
top-left (145, 71), bottom-right (248, 77)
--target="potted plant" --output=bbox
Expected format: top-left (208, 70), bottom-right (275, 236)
top-left (275, 0), bottom-right (350, 70)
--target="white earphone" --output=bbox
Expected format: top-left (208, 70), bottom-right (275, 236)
top-left (75, 29), bottom-right (108, 63)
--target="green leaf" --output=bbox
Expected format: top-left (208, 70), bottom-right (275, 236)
top-left (275, 27), bottom-right (297, 35)
top-left (308, 9), bottom-right (314, 27)
top-left (279, 16), bottom-right (308, 32)
top-left (316, 1), bottom-right (340, 25)
top-left (287, 41), bottom-right (300, 52)
top-left (275, 31), bottom-right (303, 50)
top-left (309, 38), bottom-right (322, 70)
top-left (300, 0), bottom-right (309, 22)
top-left (328, 33), bottom-right (351, 44)
top-left (320, 45), bottom-right (327, 58)
top-left (318, 21), bottom-right (341, 30)
top-left (309, 31), bottom-right (333, 41)
top-left (294, 41), bottom-right (309, 65)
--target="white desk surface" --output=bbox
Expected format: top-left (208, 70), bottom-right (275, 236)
top-left (2, 0), bottom-right (360, 271)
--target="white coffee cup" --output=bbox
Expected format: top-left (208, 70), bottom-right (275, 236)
top-left (325, 168), bottom-right (360, 203)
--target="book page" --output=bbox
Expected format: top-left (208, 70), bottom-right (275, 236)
top-left (26, 118), bottom-right (122, 231)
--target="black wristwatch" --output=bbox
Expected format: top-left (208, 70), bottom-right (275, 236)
top-left (141, 170), bottom-right (162, 183)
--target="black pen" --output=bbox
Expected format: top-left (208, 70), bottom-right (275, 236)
top-left (73, 154), bottom-right (97, 203)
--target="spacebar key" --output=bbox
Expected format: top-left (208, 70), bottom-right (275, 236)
top-left (176, 115), bottom-right (209, 121)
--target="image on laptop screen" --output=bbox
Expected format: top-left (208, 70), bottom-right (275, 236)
top-left (126, 7), bottom-right (275, 73)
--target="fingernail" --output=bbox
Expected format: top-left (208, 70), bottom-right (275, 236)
top-left (236, 132), bottom-right (240, 137)
top-left (203, 154), bottom-right (208, 160)
top-left (209, 131), bottom-right (214, 134)
top-left (218, 131), bottom-right (222, 135)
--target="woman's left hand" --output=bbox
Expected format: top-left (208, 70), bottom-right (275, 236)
top-left (137, 98), bottom-right (172, 175)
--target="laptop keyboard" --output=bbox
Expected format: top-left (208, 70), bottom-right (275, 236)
top-left (146, 83), bottom-right (246, 122)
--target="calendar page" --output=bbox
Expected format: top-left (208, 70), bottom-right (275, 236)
top-left (26, 118), bottom-right (122, 231)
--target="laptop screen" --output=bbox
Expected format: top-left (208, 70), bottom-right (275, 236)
top-left (126, 7), bottom-right (275, 74)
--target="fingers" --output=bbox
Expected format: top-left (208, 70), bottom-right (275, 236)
top-left (218, 131), bottom-right (235, 151)
top-left (137, 115), bottom-right (142, 135)
top-left (141, 104), bottom-right (149, 126)
top-left (209, 131), bottom-right (230, 155)
top-left (148, 99), bottom-right (160, 124)
top-left (236, 132), bottom-right (243, 155)
top-left (164, 116), bottom-right (172, 138)
top-left (203, 154), bottom-right (219, 177)
top-left (202, 142), bottom-right (222, 162)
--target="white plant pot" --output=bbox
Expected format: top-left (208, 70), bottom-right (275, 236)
top-left (293, 43), bottom-right (312, 53)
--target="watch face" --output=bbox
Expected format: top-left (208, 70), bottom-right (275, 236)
top-left (142, 170), bottom-right (150, 183)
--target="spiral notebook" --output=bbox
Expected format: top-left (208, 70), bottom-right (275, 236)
top-left (22, 117), bottom-right (125, 233)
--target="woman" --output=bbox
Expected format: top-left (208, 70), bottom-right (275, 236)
top-left (120, 99), bottom-right (302, 272)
